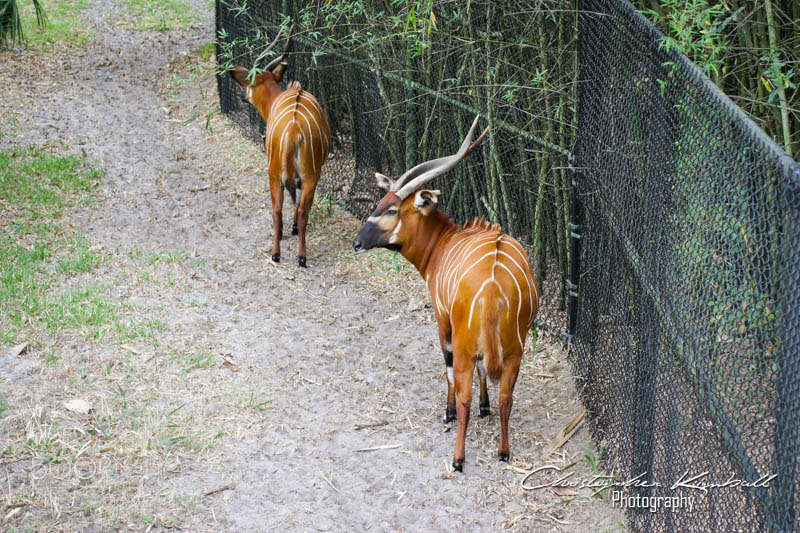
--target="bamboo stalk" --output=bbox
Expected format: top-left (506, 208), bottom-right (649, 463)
top-left (764, 0), bottom-right (793, 157)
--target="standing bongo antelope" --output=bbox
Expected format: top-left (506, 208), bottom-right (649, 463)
top-left (353, 116), bottom-right (539, 472)
top-left (230, 25), bottom-right (331, 267)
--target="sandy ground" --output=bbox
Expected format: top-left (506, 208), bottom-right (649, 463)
top-left (1, 1), bottom-right (625, 531)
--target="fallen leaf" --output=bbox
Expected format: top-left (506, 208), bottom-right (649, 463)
top-left (551, 486), bottom-right (579, 497)
top-left (406, 299), bottom-right (424, 312)
top-left (5, 343), bottom-right (28, 357)
top-left (64, 399), bottom-right (93, 415)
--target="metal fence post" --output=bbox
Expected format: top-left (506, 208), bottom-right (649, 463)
top-left (773, 160), bottom-right (800, 530)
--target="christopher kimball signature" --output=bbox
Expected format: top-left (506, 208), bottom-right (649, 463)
top-left (521, 465), bottom-right (777, 495)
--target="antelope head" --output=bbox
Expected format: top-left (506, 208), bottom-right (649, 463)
top-left (229, 24), bottom-right (295, 110)
top-left (353, 115), bottom-right (489, 253)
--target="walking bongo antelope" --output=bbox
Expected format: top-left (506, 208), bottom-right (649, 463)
top-left (353, 116), bottom-right (540, 472)
top-left (230, 25), bottom-right (331, 267)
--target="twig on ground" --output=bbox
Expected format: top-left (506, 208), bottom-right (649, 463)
top-left (356, 444), bottom-right (401, 452)
top-left (203, 483), bottom-right (235, 497)
top-left (354, 421), bottom-right (388, 430)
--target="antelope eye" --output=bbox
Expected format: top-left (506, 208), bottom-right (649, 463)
top-left (386, 209), bottom-right (398, 216)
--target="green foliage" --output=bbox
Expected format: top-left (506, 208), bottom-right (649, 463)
top-left (0, 0), bottom-right (46, 46)
top-left (643, 1), bottom-right (740, 80)
top-left (636, 0), bottom-right (799, 157)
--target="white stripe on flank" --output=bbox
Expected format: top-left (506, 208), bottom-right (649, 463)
top-left (298, 94), bottom-right (329, 152)
top-left (496, 250), bottom-right (533, 339)
top-left (295, 101), bottom-right (324, 148)
top-left (294, 107), bottom-right (316, 173)
top-left (449, 250), bottom-right (498, 317)
top-left (265, 93), bottom-right (330, 178)
top-left (444, 237), bottom-right (498, 303)
top-left (278, 126), bottom-right (290, 160)
top-left (496, 261), bottom-right (524, 350)
top-left (433, 234), bottom-right (497, 317)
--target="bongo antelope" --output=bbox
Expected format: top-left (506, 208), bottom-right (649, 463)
top-left (230, 25), bottom-right (331, 267)
top-left (353, 116), bottom-right (540, 472)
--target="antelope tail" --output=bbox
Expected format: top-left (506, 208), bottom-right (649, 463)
top-left (479, 282), bottom-right (503, 384)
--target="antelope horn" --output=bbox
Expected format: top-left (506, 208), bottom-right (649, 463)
top-left (252, 26), bottom-right (285, 72)
top-left (393, 115), bottom-right (489, 199)
top-left (264, 23), bottom-right (295, 72)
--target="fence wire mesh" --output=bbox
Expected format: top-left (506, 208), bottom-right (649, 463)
top-left (574, 1), bottom-right (800, 531)
top-left (216, 0), bottom-right (800, 530)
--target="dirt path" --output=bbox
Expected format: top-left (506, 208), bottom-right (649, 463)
top-left (1, 1), bottom-right (623, 531)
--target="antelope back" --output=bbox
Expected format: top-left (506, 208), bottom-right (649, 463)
top-left (429, 219), bottom-right (539, 354)
top-left (265, 82), bottom-right (331, 178)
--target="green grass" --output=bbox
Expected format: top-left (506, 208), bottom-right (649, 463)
top-left (56, 235), bottom-right (104, 274)
top-left (0, 110), bottom-right (19, 140)
top-left (20, 0), bottom-right (94, 49)
top-left (0, 146), bottom-right (100, 218)
top-left (184, 350), bottom-right (214, 371)
top-left (122, 0), bottom-right (201, 31)
top-left (0, 146), bottom-right (164, 344)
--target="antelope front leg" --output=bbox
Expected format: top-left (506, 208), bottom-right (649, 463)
top-left (497, 354), bottom-right (521, 462)
top-left (269, 175), bottom-right (284, 262)
top-left (439, 328), bottom-right (455, 423)
top-left (452, 351), bottom-right (474, 472)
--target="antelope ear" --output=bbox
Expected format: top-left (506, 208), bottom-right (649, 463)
top-left (271, 62), bottom-right (287, 82)
top-left (375, 172), bottom-right (395, 191)
top-left (230, 66), bottom-right (251, 87)
top-left (413, 189), bottom-right (441, 216)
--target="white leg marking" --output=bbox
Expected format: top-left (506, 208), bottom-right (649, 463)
top-left (477, 359), bottom-right (487, 380)
top-left (447, 367), bottom-right (454, 387)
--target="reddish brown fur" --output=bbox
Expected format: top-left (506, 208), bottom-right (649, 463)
top-left (363, 192), bottom-right (539, 470)
top-left (230, 64), bottom-right (330, 266)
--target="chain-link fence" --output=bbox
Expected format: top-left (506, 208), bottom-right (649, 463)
top-left (216, 0), bottom-right (800, 530)
top-left (573, 1), bottom-right (800, 531)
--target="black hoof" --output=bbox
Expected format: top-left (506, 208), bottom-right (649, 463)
top-left (452, 459), bottom-right (464, 472)
top-left (298, 255), bottom-right (307, 268)
top-left (271, 253), bottom-right (280, 263)
top-left (499, 452), bottom-right (509, 462)
top-left (291, 223), bottom-right (298, 236)
top-left (479, 405), bottom-right (491, 418)
top-left (443, 406), bottom-right (456, 423)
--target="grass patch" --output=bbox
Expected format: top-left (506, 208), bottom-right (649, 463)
top-left (19, 0), bottom-right (93, 49)
top-left (0, 145), bottom-right (161, 344)
top-left (122, 0), bottom-right (201, 31)
top-left (0, 146), bottom-right (100, 219)
top-left (354, 248), bottom-right (414, 276)
top-left (184, 349), bottom-right (214, 372)
top-left (0, 108), bottom-right (20, 140)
